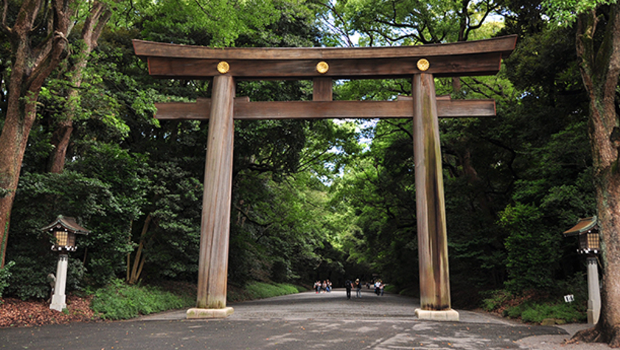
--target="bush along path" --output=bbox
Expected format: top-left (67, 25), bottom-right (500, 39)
top-left (0, 280), bottom-right (306, 326)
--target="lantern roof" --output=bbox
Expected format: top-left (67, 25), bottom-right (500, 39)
top-left (563, 216), bottom-right (598, 237)
top-left (41, 215), bottom-right (90, 235)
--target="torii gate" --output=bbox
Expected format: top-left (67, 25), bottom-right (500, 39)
top-left (133, 35), bottom-right (516, 321)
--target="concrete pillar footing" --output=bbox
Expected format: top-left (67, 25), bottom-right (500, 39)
top-left (186, 307), bottom-right (234, 319)
top-left (415, 308), bottom-right (459, 321)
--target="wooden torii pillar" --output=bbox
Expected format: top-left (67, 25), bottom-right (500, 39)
top-left (133, 35), bottom-right (516, 320)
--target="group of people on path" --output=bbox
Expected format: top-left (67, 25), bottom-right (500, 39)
top-left (343, 279), bottom-right (384, 299)
top-left (314, 278), bottom-right (385, 299)
top-left (314, 280), bottom-right (333, 293)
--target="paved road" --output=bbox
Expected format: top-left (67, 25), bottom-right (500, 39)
top-left (0, 289), bottom-right (607, 350)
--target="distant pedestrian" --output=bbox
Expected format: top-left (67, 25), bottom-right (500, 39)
top-left (314, 280), bottom-right (321, 293)
top-left (354, 279), bottom-right (362, 298)
top-left (345, 280), bottom-right (352, 299)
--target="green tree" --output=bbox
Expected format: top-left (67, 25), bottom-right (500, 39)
top-left (0, 0), bottom-right (77, 268)
top-left (542, 0), bottom-right (620, 345)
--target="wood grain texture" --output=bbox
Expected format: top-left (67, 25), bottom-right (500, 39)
top-left (413, 73), bottom-right (452, 311)
top-left (146, 53), bottom-right (504, 79)
top-left (196, 75), bottom-right (235, 309)
top-left (133, 35), bottom-right (516, 60)
top-left (154, 98), bottom-right (495, 120)
top-left (313, 78), bottom-right (332, 101)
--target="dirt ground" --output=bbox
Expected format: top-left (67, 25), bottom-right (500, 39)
top-left (0, 295), bottom-right (97, 327)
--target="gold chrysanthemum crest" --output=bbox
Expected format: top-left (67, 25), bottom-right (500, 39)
top-left (316, 61), bottom-right (329, 74)
top-left (417, 58), bottom-right (430, 71)
top-left (217, 61), bottom-right (230, 74)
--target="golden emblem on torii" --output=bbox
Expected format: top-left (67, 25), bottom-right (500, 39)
top-left (417, 58), bottom-right (430, 71)
top-left (316, 61), bottom-right (329, 74)
top-left (217, 61), bottom-right (230, 74)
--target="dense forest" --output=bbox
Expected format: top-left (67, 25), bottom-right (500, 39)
top-left (1, 0), bottom-right (619, 342)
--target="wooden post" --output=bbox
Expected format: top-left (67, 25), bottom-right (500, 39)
top-left (313, 77), bottom-right (332, 101)
top-left (193, 74), bottom-right (235, 314)
top-left (412, 73), bottom-right (458, 321)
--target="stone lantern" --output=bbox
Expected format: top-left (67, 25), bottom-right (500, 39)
top-left (42, 215), bottom-right (90, 312)
top-left (563, 216), bottom-right (601, 324)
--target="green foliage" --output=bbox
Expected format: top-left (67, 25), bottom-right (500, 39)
top-left (482, 273), bottom-right (589, 324)
top-left (6, 256), bottom-right (54, 300)
top-left (91, 279), bottom-right (194, 320)
top-left (137, 0), bottom-right (282, 47)
top-left (324, 0), bottom-right (502, 47)
top-left (0, 261), bottom-right (15, 298)
top-left (506, 300), bottom-right (586, 324)
top-left (542, 0), bottom-right (615, 25)
top-left (481, 289), bottom-right (515, 312)
top-left (244, 282), bottom-right (301, 299)
top-left (499, 203), bottom-right (560, 293)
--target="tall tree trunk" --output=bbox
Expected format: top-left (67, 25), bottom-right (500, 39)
top-left (48, 2), bottom-right (112, 173)
top-left (0, 0), bottom-right (76, 268)
top-left (568, 4), bottom-right (620, 347)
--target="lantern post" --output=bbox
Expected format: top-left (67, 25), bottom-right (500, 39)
top-left (42, 216), bottom-right (90, 312)
top-left (563, 216), bottom-right (601, 324)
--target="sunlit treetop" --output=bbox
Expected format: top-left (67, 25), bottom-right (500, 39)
top-left (127, 0), bottom-right (283, 47)
top-left (542, 0), bottom-right (618, 25)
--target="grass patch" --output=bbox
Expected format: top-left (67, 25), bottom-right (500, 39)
top-left (227, 282), bottom-right (305, 303)
top-left (245, 282), bottom-right (302, 299)
top-left (91, 279), bottom-right (194, 320)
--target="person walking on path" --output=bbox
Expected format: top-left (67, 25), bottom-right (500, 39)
top-left (354, 279), bottom-right (362, 298)
top-left (345, 280), bottom-right (352, 299)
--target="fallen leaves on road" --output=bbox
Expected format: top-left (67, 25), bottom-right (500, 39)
top-left (0, 294), bottom-right (98, 327)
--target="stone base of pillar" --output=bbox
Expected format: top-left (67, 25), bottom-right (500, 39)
top-left (415, 308), bottom-right (459, 321)
top-left (50, 294), bottom-right (66, 312)
top-left (186, 307), bottom-right (234, 319)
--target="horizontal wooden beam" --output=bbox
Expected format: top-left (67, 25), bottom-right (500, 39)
top-left (154, 98), bottom-right (495, 120)
top-left (133, 35), bottom-right (516, 60)
top-left (135, 36), bottom-right (516, 79)
top-left (146, 53), bottom-right (504, 80)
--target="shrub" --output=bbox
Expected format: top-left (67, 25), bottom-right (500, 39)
top-left (91, 279), bottom-right (194, 320)
top-left (0, 261), bottom-right (15, 298)
top-left (383, 284), bottom-right (398, 293)
top-left (513, 301), bottom-right (586, 324)
top-left (293, 285), bottom-right (307, 293)
top-left (6, 256), bottom-right (54, 300)
top-left (245, 282), bottom-right (301, 299)
top-left (481, 290), bottom-right (514, 312)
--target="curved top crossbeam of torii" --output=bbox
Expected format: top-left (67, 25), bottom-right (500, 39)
top-left (133, 35), bottom-right (516, 79)
top-left (133, 35), bottom-right (517, 121)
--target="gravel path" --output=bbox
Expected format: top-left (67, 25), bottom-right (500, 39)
top-left (1, 288), bottom-right (607, 350)
top-left (136, 288), bottom-right (607, 349)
